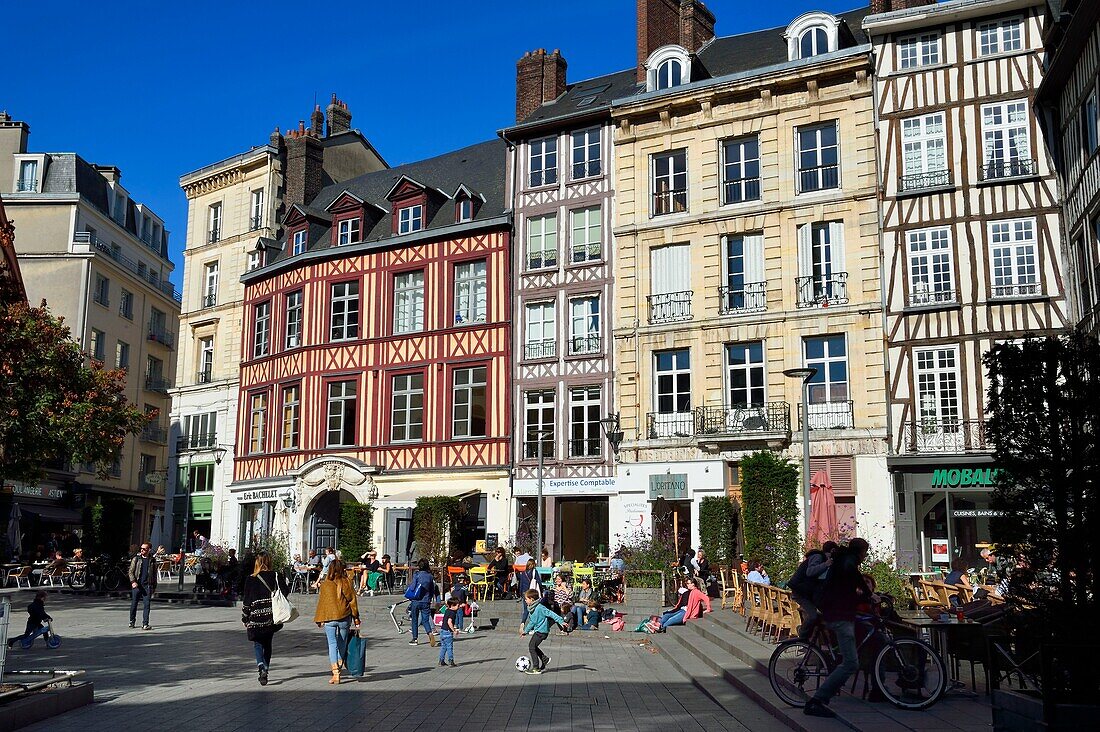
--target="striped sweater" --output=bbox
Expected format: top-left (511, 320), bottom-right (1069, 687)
top-left (241, 571), bottom-right (290, 631)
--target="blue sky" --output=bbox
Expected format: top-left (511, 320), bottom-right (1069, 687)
top-left (4, 0), bottom-right (862, 286)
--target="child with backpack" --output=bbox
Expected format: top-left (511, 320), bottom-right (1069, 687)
top-left (521, 588), bottom-right (564, 674)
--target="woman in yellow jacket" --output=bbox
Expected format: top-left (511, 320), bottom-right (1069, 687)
top-left (313, 559), bottom-right (360, 684)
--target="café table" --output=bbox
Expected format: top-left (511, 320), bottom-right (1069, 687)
top-left (891, 611), bottom-right (986, 695)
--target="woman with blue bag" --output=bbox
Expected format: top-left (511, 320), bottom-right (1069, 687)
top-left (405, 559), bottom-right (439, 647)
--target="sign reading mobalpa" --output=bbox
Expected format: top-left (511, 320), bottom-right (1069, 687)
top-left (931, 468), bottom-right (999, 488)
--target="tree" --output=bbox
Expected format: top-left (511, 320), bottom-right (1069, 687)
top-left (698, 495), bottom-right (739, 567)
top-left (740, 450), bottom-right (802, 583)
top-left (413, 496), bottom-right (460, 569)
top-left (0, 301), bottom-right (150, 482)
top-left (339, 502), bottom-right (373, 562)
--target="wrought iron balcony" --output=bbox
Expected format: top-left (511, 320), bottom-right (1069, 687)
top-left (980, 159), bottom-right (1038, 181)
top-left (73, 232), bottom-right (182, 303)
top-left (569, 334), bottom-right (601, 356)
top-left (646, 411), bottom-right (697, 439)
top-left (144, 375), bottom-right (171, 393)
top-left (798, 401), bottom-right (855, 430)
top-left (147, 325), bottom-right (175, 349)
top-left (177, 433), bottom-right (217, 453)
top-left (15, 178), bottom-right (37, 192)
top-left (718, 282), bottom-right (767, 315)
top-left (569, 438), bottom-right (603, 458)
top-left (523, 339), bottom-right (556, 360)
top-left (529, 169), bottom-right (557, 188)
top-left (991, 282), bottom-right (1042, 299)
top-left (526, 250), bottom-right (558, 271)
top-left (899, 169), bottom-right (952, 193)
top-left (141, 423), bottom-right (168, 444)
top-left (902, 419), bottom-right (988, 453)
top-left (697, 403), bottom-right (791, 439)
top-left (723, 177), bottom-right (761, 204)
top-left (571, 242), bottom-right (602, 263)
top-left (202, 293), bottom-right (217, 308)
top-left (197, 368), bottom-right (214, 384)
top-left (909, 286), bottom-right (957, 307)
top-left (249, 215), bottom-right (263, 231)
top-left (652, 189), bottom-right (688, 217)
top-left (796, 274), bottom-right (848, 308)
top-left (208, 228), bottom-right (220, 244)
top-left (798, 164), bottom-right (839, 193)
top-left (648, 291), bottom-right (693, 324)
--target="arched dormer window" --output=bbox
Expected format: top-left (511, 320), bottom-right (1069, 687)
top-left (785, 12), bottom-right (840, 61)
top-left (646, 45), bottom-right (691, 92)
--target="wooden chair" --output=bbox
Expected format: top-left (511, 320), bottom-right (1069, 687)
top-left (762, 585), bottom-right (783, 641)
top-left (909, 582), bottom-right (942, 609)
top-left (744, 582), bottom-right (764, 634)
top-left (926, 580), bottom-right (955, 606)
top-left (718, 568), bottom-right (739, 611)
top-left (157, 560), bottom-right (176, 582)
top-left (775, 590), bottom-right (801, 643)
top-left (39, 565), bottom-right (68, 586)
top-left (955, 584), bottom-right (975, 604)
top-left (7, 566), bottom-right (32, 588)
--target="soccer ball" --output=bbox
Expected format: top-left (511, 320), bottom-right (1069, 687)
top-left (515, 656), bottom-right (532, 672)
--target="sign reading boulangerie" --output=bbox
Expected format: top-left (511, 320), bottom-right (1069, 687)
top-left (649, 473), bottom-right (688, 500)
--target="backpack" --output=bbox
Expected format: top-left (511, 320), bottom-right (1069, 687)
top-left (258, 574), bottom-right (297, 625)
top-left (787, 551), bottom-right (826, 599)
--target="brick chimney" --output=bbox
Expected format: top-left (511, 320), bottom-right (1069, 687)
top-left (310, 105), bottom-right (324, 137)
top-left (637, 0), bottom-right (716, 82)
top-left (870, 0), bottom-right (937, 12)
top-left (284, 120), bottom-right (324, 208)
top-left (515, 48), bottom-right (568, 123)
top-left (326, 94), bottom-right (352, 136)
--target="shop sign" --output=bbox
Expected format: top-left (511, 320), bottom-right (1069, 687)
top-left (513, 477), bottom-right (618, 496)
top-left (2, 483), bottom-right (66, 501)
top-left (931, 467), bottom-right (998, 488)
top-left (952, 509), bottom-right (1004, 518)
top-left (236, 488), bottom-right (278, 503)
top-left (648, 473), bottom-right (688, 500)
top-left (929, 538), bottom-right (950, 563)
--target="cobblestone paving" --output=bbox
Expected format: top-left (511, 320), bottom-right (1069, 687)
top-left (2, 589), bottom-right (786, 732)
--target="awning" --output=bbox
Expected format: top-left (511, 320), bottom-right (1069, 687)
top-left (376, 487), bottom-right (480, 504)
top-left (20, 505), bottom-right (83, 524)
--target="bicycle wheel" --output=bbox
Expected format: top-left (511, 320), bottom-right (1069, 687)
top-left (873, 637), bottom-right (947, 710)
top-left (103, 568), bottom-right (126, 592)
top-left (769, 640), bottom-right (830, 707)
top-left (68, 569), bottom-right (87, 590)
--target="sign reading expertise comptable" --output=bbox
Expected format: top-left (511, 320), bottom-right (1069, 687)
top-left (649, 473), bottom-right (688, 500)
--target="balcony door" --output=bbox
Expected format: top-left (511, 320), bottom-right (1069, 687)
top-left (723, 234), bottom-right (765, 313)
top-left (650, 244), bottom-right (691, 323)
top-left (803, 335), bottom-right (852, 429)
top-left (914, 346), bottom-right (962, 451)
top-left (796, 222), bottom-right (847, 306)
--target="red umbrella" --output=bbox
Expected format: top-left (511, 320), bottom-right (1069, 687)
top-left (808, 469), bottom-right (838, 546)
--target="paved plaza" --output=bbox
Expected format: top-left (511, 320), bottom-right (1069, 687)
top-left (2, 589), bottom-right (787, 732)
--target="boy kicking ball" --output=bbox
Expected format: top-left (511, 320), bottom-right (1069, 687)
top-left (520, 588), bottom-right (564, 675)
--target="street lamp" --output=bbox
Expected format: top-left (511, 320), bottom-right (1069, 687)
top-left (599, 413), bottom-right (624, 459)
top-left (527, 427), bottom-right (554, 563)
top-left (783, 367), bottom-right (818, 537)
top-left (175, 445), bottom-right (227, 592)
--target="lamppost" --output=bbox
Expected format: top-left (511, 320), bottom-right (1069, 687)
top-left (783, 367), bottom-right (818, 536)
top-left (172, 445), bottom-right (226, 591)
top-left (528, 427), bottom-right (555, 562)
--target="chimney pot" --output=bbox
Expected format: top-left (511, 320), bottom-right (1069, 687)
top-left (326, 93), bottom-right (353, 136)
top-left (515, 46), bottom-right (568, 123)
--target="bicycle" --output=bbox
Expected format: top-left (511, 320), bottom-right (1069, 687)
top-left (67, 554), bottom-right (127, 591)
top-left (768, 607), bottom-right (948, 710)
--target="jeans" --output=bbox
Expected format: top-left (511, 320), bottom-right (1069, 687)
top-left (438, 629), bottom-right (454, 663)
top-left (528, 631), bottom-right (549, 670)
top-left (409, 600), bottom-right (434, 641)
top-left (130, 584), bottom-right (152, 625)
top-left (572, 605), bottom-right (588, 626)
top-left (793, 594), bottom-right (820, 641)
top-left (253, 637), bottom-right (272, 669)
top-left (660, 609), bottom-right (686, 629)
top-left (578, 609), bottom-right (601, 630)
top-left (814, 620), bottom-right (858, 703)
top-left (455, 606), bottom-right (465, 631)
top-left (323, 617), bottom-right (351, 664)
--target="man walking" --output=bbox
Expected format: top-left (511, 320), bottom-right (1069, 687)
top-left (128, 543), bottom-right (157, 630)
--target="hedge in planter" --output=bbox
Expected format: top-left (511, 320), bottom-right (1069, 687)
top-left (740, 450), bottom-right (801, 584)
top-left (698, 495), bottom-right (739, 568)
top-left (339, 502), bottom-right (373, 562)
top-left (413, 496), bottom-right (460, 569)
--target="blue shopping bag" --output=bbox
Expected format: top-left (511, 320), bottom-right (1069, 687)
top-left (345, 629), bottom-right (366, 678)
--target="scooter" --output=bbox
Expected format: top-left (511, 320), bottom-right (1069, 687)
top-left (19, 620), bottom-right (62, 650)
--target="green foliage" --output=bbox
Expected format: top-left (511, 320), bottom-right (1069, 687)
top-left (614, 526), bottom-right (676, 589)
top-left (864, 542), bottom-right (909, 602)
top-left (99, 497), bottom-right (134, 559)
top-left (740, 451), bottom-right (802, 584)
top-left (699, 496), bottom-right (739, 567)
top-left (82, 503), bottom-right (104, 555)
top-left (339, 502), bottom-right (373, 561)
top-left (243, 530), bottom-right (291, 573)
top-left (414, 496), bottom-right (460, 569)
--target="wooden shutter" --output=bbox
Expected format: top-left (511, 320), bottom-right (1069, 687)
top-left (797, 223), bottom-right (812, 278)
top-left (743, 233), bottom-right (765, 284)
top-left (809, 456), bottom-right (855, 497)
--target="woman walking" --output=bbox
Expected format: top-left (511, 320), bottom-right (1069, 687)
top-left (241, 551), bottom-right (290, 686)
top-left (314, 559), bottom-right (361, 684)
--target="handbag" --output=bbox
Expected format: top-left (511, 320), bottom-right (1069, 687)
top-left (259, 574), bottom-right (298, 625)
top-left (404, 575), bottom-right (427, 601)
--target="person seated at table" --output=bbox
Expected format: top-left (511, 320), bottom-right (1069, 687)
top-left (378, 554), bottom-right (395, 591)
top-left (154, 546), bottom-right (168, 561)
top-left (69, 547), bottom-right (85, 563)
top-left (943, 559), bottom-right (971, 606)
top-left (540, 548), bottom-right (553, 568)
top-left (358, 550), bottom-right (381, 595)
top-left (551, 573), bottom-right (574, 614)
top-left (746, 560), bottom-right (771, 586)
top-left (514, 548), bottom-right (533, 568)
top-left (609, 549), bottom-right (625, 575)
top-left (47, 551), bottom-right (68, 573)
top-left (487, 547), bottom-right (512, 599)
top-left (306, 550), bottom-right (321, 572)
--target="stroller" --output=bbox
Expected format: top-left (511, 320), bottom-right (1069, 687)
top-left (17, 619), bottom-right (62, 650)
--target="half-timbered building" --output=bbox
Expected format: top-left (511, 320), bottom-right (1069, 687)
top-left (864, 0), bottom-right (1070, 570)
top-left (232, 140), bottom-right (511, 560)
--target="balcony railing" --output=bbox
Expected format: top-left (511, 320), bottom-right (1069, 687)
top-left (798, 164), bottom-right (840, 193)
top-left (249, 215), bottom-right (263, 231)
top-left (991, 282), bottom-right (1042, 299)
top-left (798, 401), bottom-right (855, 430)
top-left (571, 242), bottom-right (601, 263)
top-left (177, 433), bottom-right (217, 453)
top-left (647, 411), bottom-right (697, 439)
top-left (73, 232), bottom-right (181, 303)
top-left (15, 178), bottom-right (37, 192)
top-left (648, 291), bottom-right (693, 324)
top-left (203, 293), bottom-right (217, 308)
top-left (141, 423), bottom-right (167, 444)
top-left (899, 169), bottom-right (952, 193)
top-left (208, 228), bottom-right (221, 244)
top-left (796, 274), bottom-right (848, 308)
top-left (137, 473), bottom-right (159, 493)
top-left (523, 339), bottom-right (556, 360)
top-left (697, 403), bottom-right (791, 437)
top-left (148, 325), bottom-right (175, 349)
top-left (144, 375), bottom-right (171, 393)
top-left (902, 419), bottom-right (988, 453)
top-left (568, 438), bottom-right (603, 458)
top-left (529, 169), bottom-right (557, 188)
top-left (718, 282), bottom-right (767, 315)
top-left (572, 161), bottom-right (601, 179)
top-left (522, 439), bottom-right (555, 460)
top-left (197, 368), bottom-right (214, 384)
top-left (980, 159), bottom-right (1038, 181)
top-left (526, 250), bottom-right (558, 271)
top-left (652, 189), bottom-right (688, 217)
top-left (723, 177), bottom-right (761, 204)
top-left (909, 287), bottom-right (957, 307)
top-left (569, 334), bottom-right (601, 356)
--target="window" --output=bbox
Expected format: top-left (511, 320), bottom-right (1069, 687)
top-left (571, 128), bottom-right (601, 179)
top-left (457, 198), bottom-right (473, 223)
top-left (797, 122), bottom-right (840, 192)
top-left (198, 336), bottom-right (214, 382)
top-left (569, 206), bottom-right (602, 263)
top-left (982, 101), bottom-right (1033, 179)
top-left (285, 290), bottom-right (303, 349)
top-left (398, 205), bottom-right (423, 234)
top-left (247, 251), bottom-right (262, 271)
top-left (330, 281), bottom-right (360, 341)
top-left (281, 384), bottom-right (300, 450)
top-left (899, 33), bottom-right (941, 69)
top-left (978, 17), bottom-right (1022, 56)
top-left (183, 412), bottom-right (216, 450)
top-left (203, 262), bottom-right (219, 307)
top-left (523, 390), bottom-right (555, 459)
top-left (989, 219), bottom-right (1039, 298)
top-left (208, 203), bottom-right (221, 243)
top-left (139, 454), bottom-right (157, 481)
top-left (569, 386), bottom-right (602, 458)
top-left (804, 334), bottom-right (851, 428)
top-left (147, 356), bottom-right (164, 381)
top-left (799, 27), bottom-right (829, 58)
top-left (393, 271), bottom-right (425, 334)
top-left (907, 228), bottom-right (955, 305)
top-left (529, 136), bottom-right (558, 188)
top-left (250, 189), bottom-right (264, 230)
top-left (915, 346), bottom-right (961, 432)
top-left (901, 112), bottom-right (948, 190)
top-left (652, 150), bottom-right (687, 216)
top-left (722, 136), bottom-right (761, 204)
top-left (326, 381), bottom-right (357, 447)
top-left (253, 301), bottom-right (270, 357)
top-left (16, 160), bottom-right (37, 191)
top-left (338, 217), bottom-right (361, 245)
top-left (90, 329), bottom-right (105, 361)
top-left (249, 392), bottom-right (268, 454)
top-left (569, 296), bottom-right (600, 355)
top-left (796, 222), bottom-right (847, 307)
top-left (454, 260), bottom-right (487, 324)
top-left (655, 57), bottom-right (684, 90)
top-left (115, 340), bottom-right (130, 370)
top-left (452, 366), bottom-right (487, 438)
top-left (292, 229), bottom-right (307, 256)
top-left (649, 243), bottom-right (692, 323)
top-left (113, 192), bottom-right (126, 224)
top-left (726, 342), bottom-right (765, 407)
top-left (1082, 91), bottom-right (1098, 157)
top-left (524, 301), bottom-right (556, 360)
top-left (93, 274), bottom-right (110, 307)
top-left (119, 289), bottom-right (133, 319)
top-left (391, 373), bottom-right (425, 442)
top-left (722, 234), bottom-right (766, 314)
top-left (654, 350), bottom-right (692, 436)
top-left (526, 214), bottom-right (558, 270)
top-left (1072, 235), bottom-right (1094, 317)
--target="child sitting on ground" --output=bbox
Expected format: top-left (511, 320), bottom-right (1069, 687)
top-left (7, 591), bottom-right (51, 648)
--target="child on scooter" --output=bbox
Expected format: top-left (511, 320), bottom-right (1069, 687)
top-left (7, 591), bottom-right (52, 648)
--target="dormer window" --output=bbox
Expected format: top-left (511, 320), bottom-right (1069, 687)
top-left (337, 218), bottom-right (361, 246)
top-left (646, 46), bottom-right (691, 92)
top-left (786, 12), bottom-right (839, 62)
top-left (800, 27), bottom-right (828, 58)
top-left (457, 198), bottom-right (473, 223)
top-left (292, 229), bottom-right (307, 255)
top-left (247, 251), bottom-right (262, 271)
top-left (16, 160), bottom-right (38, 192)
top-left (399, 205), bottom-right (423, 234)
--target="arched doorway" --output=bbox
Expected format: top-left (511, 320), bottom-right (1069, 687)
top-left (305, 489), bottom-right (357, 553)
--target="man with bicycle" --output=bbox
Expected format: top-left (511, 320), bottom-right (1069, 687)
top-left (804, 537), bottom-right (870, 719)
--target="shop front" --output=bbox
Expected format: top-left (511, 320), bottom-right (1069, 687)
top-left (611, 460), bottom-right (726, 556)
top-left (512, 476), bottom-right (617, 562)
top-left (1, 478), bottom-right (81, 559)
top-left (235, 487), bottom-right (278, 553)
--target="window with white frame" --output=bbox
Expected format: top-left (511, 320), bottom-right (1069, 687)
top-left (454, 260), bottom-right (487, 324)
top-left (726, 341), bottom-right (765, 407)
top-left (978, 17), bottom-right (1023, 57)
top-left (198, 336), bottom-right (214, 381)
top-left (391, 373), bottom-right (424, 442)
top-left (115, 340), bottom-right (129, 371)
top-left (281, 384), bottom-right (300, 450)
top-left (253, 301), bottom-right (270, 358)
top-left (398, 205), bottom-right (423, 234)
top-left (457, 198), bottom-right (473, 222)
top-left (93, 273), bottom-right (110, 306)
top-left (989, 219), bottom-right (1039, 298)
top-left (797, 122), bottom-right (840, 192)
top-left (338, 217), bottom-right (361, 245)
top-left (452, 366), bottom-right (487, 438)
top-left (656, 57), bottom-right (684, 90)
top-left (907, 228), bottom-right (955, 305)
top-left (250, 189), bottom-right (264, 230)
top-left (571, 128), bottom-right (601, 179)
top-left (915, 346), bottom-right (961, 435)
top-left (651, 150), bottom-right (688, 216)
top-left (646, 46), bottom-right (691, 91)
top-left (523, 390), bottom-right (555, 459)
top-left (722, 233), bottom-right (766, 314)
top-left (799, 26), bottom-right (829, 58)
top-left (982, 100), bottom-right (1033, 179)
top-left (292, 229), bottom-right (307, 256)
top-left (524, 301), bottom-right (556, 360)
top-left (90, 329), bottom-right (105, 361)
top-left (569, 296), bottom-right (600, 355)
top-left (16, 160), bottom-right (38, 191)
top-left (330, 281), bottom-right (360, 341)
top-left (247, 251), bottom-right (262, 271)
top-left (569, 386), bottom-right (602, 458)
top-left (722, 136), bottom-right (761, 204)
top-left (526, 214), bottom-right (558, 270)
top-left (285, 290), bottom-right (303, 348)
top-left (653, 349), bottom-right (692, 437)
top-left (804, 334), bottom-right (851, 428)
top-left (649, 243), bottom-right (692, 323)
top-left (326, 381), bottom-right (357, 447)
top-left (529, 136), bottom-right (558, 188)
top-left (796, 221), bottom-right (847, 306)
top-left (901, 112), bottom-right (948, 190)
top-left (898, 33), bottom-right (941, 69)
top-left (249, 391), bottom-right (268, 454)
top-left (208, 203), bottom-right (221, 242)
top-left (570, 206), bottom-right (601, 263)
top-left (203, 262), bottom-right (219, 307)
top-left (393, 270), bottom-right (425, 334)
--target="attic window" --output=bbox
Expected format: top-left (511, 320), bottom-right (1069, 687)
top-left (785, 12), bottom-right (839, 62)
top-left (576, 95), bottom-right (599, 108)
top-left (399, 205), bottom-right (424, 234)
top-left (292, 229), bottom-right (307, 256)
top-left (574, 84), bottom-right (610, 108)
top-left (457, 198), bottom-right (473, 223)
top-left (247, 251), bottom-right (262, 271)
top-left (646, 46), bottom-right (691, 93)
top-left (338, 218), bottom-right (361, 246)
top-left (800, 27), bottom-right (828, 58)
